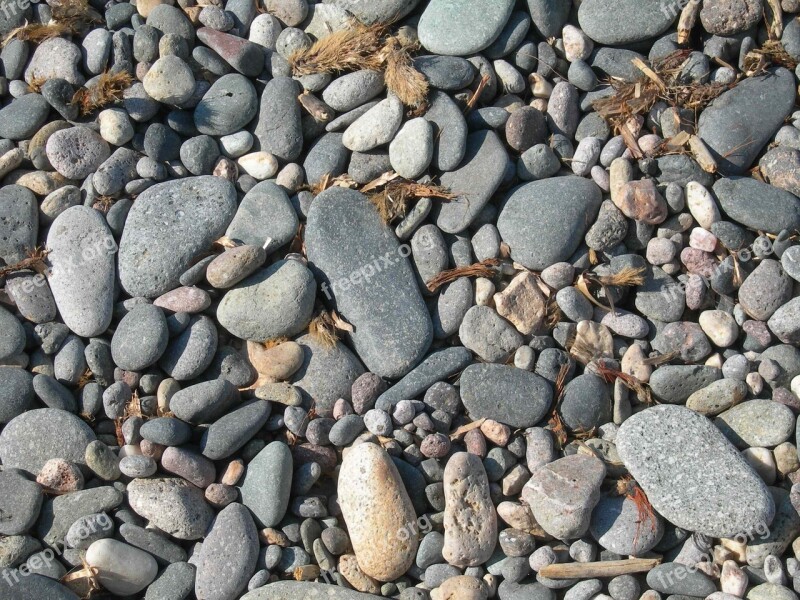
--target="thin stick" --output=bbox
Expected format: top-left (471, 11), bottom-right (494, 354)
top-left (540, 558), bottom-right (662, 579)
top-left (677, 0), bottom-right (702, 44)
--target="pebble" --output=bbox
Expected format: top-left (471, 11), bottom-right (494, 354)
top-left (617, 405), bottom-right (775, 537)
top-left (443, 452), bottom-right (497, 567)
top-left (306, 187), bottom-right (432, 379)
top-left (45, 126), bottom-right (110, 180)
top-left (0, 469), bottom-right (42, 535)
top-left (418, 0), bottom-right (514, 56)
top-left (86, 539), bottom-right (158, 596)
top-left (118, 176), bottom-right (237, 297)
top-left (194, 503), bottom-right (259, 600)
top-left (578, 0), bottom-right (676, 45)
top-left (239, 441), bottom-right (293, 527)
top-left (460, 363), bottom-right (552, 429)
top-left (338, 443), bottom-right (418, 581)
top-left (715, 400), bottom-right (795, 449)
top-left (343, 95), bottom-right (404, 152)
top-left (254, 77), bottom-right (303, 161)
top-left (522, 454), bottom-right (606, 540)
top-left (0, 408), bottom-right (96, 475)
top-left (226, 181), bottom-right (299, 250)
top-left (194, 73), bottom-right (258, 136)
top-left (127, 478), bottom-right (214, 540)
top-left (459, 305), bottom-right (522, 362)
top-left (111, 304), bottom-right (169, 371)
top-left (217, 259), bottom-right (316, 342)
top-left (390, 117), bottom-right (433, 179)
top-left (323, 70), bottom-right (385, 113)
top-left (498, 177), bottom-right (602, 270)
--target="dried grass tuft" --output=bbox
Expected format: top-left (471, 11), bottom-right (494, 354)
top-left (3, 0), bottom-right (101, 46)
top-left (61, 558), bottom-right (101, 599)
top-left (594, 266), bottom-right (646, 288)
top-left (288, 19), bottom-right (428, 107)
top-left (595, 362), bottom-right (654, 405)
top-left (0, 246), bottom-right (50, 278)
top-left (367, 179), bottom-right (455, 224)
top-left (308, 311), bottom-right (339, 349)
top-left (545, 362), bottom-right (572, 448)
top-left (76, 369), bottom-right (94, 390)
top-left (262, 337), bottom-right (290, 350)
top-left (426, 258), bottom-right (500, 293)
top-left (743, 40), bottom-right (799, 73)
top-left (71, 70), bottom-right (133, 115)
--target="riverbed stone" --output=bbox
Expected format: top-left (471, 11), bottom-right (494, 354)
top-left (118, 176), bottom-right (237, 297)
top-left (617, 404), bottom-right (775, 537)
top-left (127, 477), bottom-right (214, 540)
top-left (578, 0), bottom-right (677, 45)
top-left (239, 441), bottom-right (293, 527)
top-left (418, 0), bottom-right (515, 56)
top-left (338, 442), bottom-right (418, 581)
top-left (306, 187), bottom-right (432, 379)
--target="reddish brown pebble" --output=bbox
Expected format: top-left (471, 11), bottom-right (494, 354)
top-left (204, 483), bottom-right (237, 508)
top-left (140, 439), bottom-right (165, 461)
top-left (681, 247), bottom-right (718, 277)
top-left (37, 458), bottom-right (85, 494)
top-left (221, 458), bottom-right (244, 486)
top-left (616, 179), bottom-right (668, 224)
top-left (420, 432), bottom-right (451, 458)
top-left (154, 286), bottom-right (211, 313)
top-left (464, 428), bottom-right (487, 458)
top-left (161, 446), bottom-right (216, 488)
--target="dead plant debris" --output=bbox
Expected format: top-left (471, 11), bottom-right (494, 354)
top-left (71, 70), bottom-right (134, 116)
top-left (426, 258), bottom-right (500, 293)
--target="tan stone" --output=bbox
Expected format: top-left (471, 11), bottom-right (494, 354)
top-left (443, 452), bottom-right (497, 568)
top-left (136, 0), bottom-right (174, 18)
top-left (621, 344), bottom-right (652, 383)
top-left (774, 442), bottom-right (800, 477)
top-left (154, 286), bottom-right (211, 313)
top-left (254, 382), bottom-right (302, 406)
top-left (493, 272), bottom-right (547, 335)
top-left (614, 179), bottom-right (668, 225)
top-left (337, 442), bottom-right (418, 581)
top-left (479, 420), bottom-right (510, 446)
top-left (37, 458), bottom-right (84, 493)
top-left (338, 554), bottom-right (380, 594)
top-left (247, 340), bottom-right (304, 380)
top-left (574, 320), bottom-right (614, 361)
top-left (439, 575), bottom-right (488, 600)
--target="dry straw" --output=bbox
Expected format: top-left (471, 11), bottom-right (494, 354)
top-left (288, 20), bottom-right (429, 108)
top-left (3, 0), bottom-right (101, 46)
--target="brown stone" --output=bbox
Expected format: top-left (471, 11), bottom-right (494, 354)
top-left (337, 442), bottom-right (418, 581)
top-left (493, 271), bottom-right (547, 335)
top-left (615, 179), bottom-right (668, 224)
top-left (154, 286), bottom-right (211, 313)
top-left (439, 575), bottom-right (489, 600)
top-left (338, 554), bottom-right (380, 594)
top-left (247, 340), bottom-right (304, 380)
top-left (206, 245), bottom-right (267, 289)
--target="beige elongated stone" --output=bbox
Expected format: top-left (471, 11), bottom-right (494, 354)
top-left (337, 442), bottom-right (418, 581)
top-left (443, 452), bottom-right (497, 568)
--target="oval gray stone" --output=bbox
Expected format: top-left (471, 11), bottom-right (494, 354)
top-left (697, 68), bottom-right (796, 175)
top-left (127, 478), bottom-right (214, 540)
top-left (578, 0), bottom-right (676, 45)
top-left (0, 408), bottom-right (96, 475)
top-left (238, 441), bottom-right (293, 527)
top-left (253, 77), bottom-right (302, 161)
top-left (111, 304), bottom-right (169, 371)
top-left (118, 176), bottom-right (237, 297)
top-left (305, 187), bottom-right (433, 379)
top-left (460, 363), bottom-right (552, 429)
top-left (714, 399), bottom-right (795, 449)
top-left (0, 185), bottom-right (37, 264)
top-left (194, 503), bottom-right (258, 600)
top-left (617, 404), bottom-right (775, 538)
top-left (418, 0), bottom-right (515, 56)
top-left (47, 206), bottom-right (116, 337)
top-left (217, 260), bottom-right (316, 343)
top-left (497, 177), bottom-right (603, 271)
top-left (194, 73), bottom-right (258, 136)
top-left (225, 181), bottom-right (299, 250)
top-left (434, 130), bottom-right (509, 234)
top-left (713, 177), bottom-right (800, 235)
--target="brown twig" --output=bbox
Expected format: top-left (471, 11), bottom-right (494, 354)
top-left (0, 246), bottom-right (50, 278)
top-left (540, 558), bottom-right (662, 579)
top-left (426, 259), bottom-right (500, 293)
top-left (367, 179), bottom-right (455, 224)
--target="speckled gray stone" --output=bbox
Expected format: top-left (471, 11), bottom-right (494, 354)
top-left (715, 399), bottom-right (795, 449)
top-left (0, 408), bottom-right (96, 475)
top-left (306, 187), bottom-right (432, 379)
top-left (217, 260), bottom-right (316, 342)
top-left (459, 306), bottom-right (522, 362)
top-left (239, 441), bottom-right (293, 527)
top-left (0, 469), bottom-right (42, 536)
top-left (0, 93), bottom-right (50, 140)
top-left (418, 0), bottom-right (515, 56)
top-left (127, 478), bottom-right (214, 540)
top-left (195, 503), bottom-right (258, 600)
top-left (434, 130), bottom-right (509, 234)
top-left (194, 73), bottom-right (258, 136)
top-left (118, 176), bottom-right (237, 297)
top-left (159, 315), bottom-right (218, 381)
top-left (713, 177), bottom-right (800, 236)
top-left (111, 304), bottom-right (169, 371)
top-left (0, 184), bottom-right (37, 264)
top-left (497, 177), bottom-right (602, 271)
top-left (617, 405), bottom-right (775, 537)
top-left (0, 367), bottom-right (34, 424)
top-left (460, 363), bottom-right (552, 429)
top-left (254, 77), bottom-right (303, 161)
top-left (226, 181), bottom-right (299, 250)
top-left (578, 0), bottom-right (676, 45)
top-left (201, 400), bottom-right (272, 460)
top-left (698, 68), bottom-right (795, 175)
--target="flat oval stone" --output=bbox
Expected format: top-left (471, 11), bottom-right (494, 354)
top-left (217, 260), bottom-right (316, 342)
top-left (225, 181), bottom-right (298, 249)
top-left (127, 478), bottom-right (214, 540)
top-left (200, 399), bottom-right (271, 460)
top-left (86, 539), bottom-right (158, 596)
top-left (338, 442), bottom-right (418, 581)
top-left (0, 306), bottom-right (24, 362)
top-left (0, 408), bottom-right (96, 475)
top-left (322, 70), bottom-right (385, 113)
top-left (0, 469), bottom-right (42, 536)
top-left (111, 304), bottom-right (169, 371)
top-left (0, 93), bottom-right (50, 140)
top-left (590, 494), bottom-right (664, 556)
top-left (194, 73), bottom-right (258, 136)
top-left (242, 582), bottom-right (382, 600)
top-left (578, 0), bottom-right (676, 45)
top-left (254, 77), bottom-right (303, 161)
top-left (698, 68), bottom-right (795, 175)
top-left (324, 0), bottom-right (420, 24)
top-left (714, 400), bottom-right (795, 449)
top-left (424, 90), bottom-right (468, 171)
top-left (0, 184), bottom-right (37, 264)
top-left (159, 315), bottom-right (218, 381)
top-left (617, 405), bottom-right (775, 537)
top-left (194, 503), bottom-right (258, 600)
top-left (497, 177), bottom-right (603, 271)
top-left (418, 0), bottom-right (515, 56)
top-left (118, 176), bottom-right (237, 298)
top-left (649, 365), bottom-right (722, 404)
top-left (460, 363), bottom-right (552, 429)
top-left (238, 441), bottom-right (293, 527)
top-left (443, 452), bottom-right (497, 567)
top-left (305, 187), bottom-right (433, 379)
top-left (0, 367), bottom-right (34, 424)
top-left (47, 206), bottom-right (115, 337)
top-left (0, 573), bottom-right (79, 600)
top-left (713, 177), bottom-right (800, 235)
top-left (521, 454), bottom-right (606, 540)
top-left (434, 130), bottom-right (509, 234)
